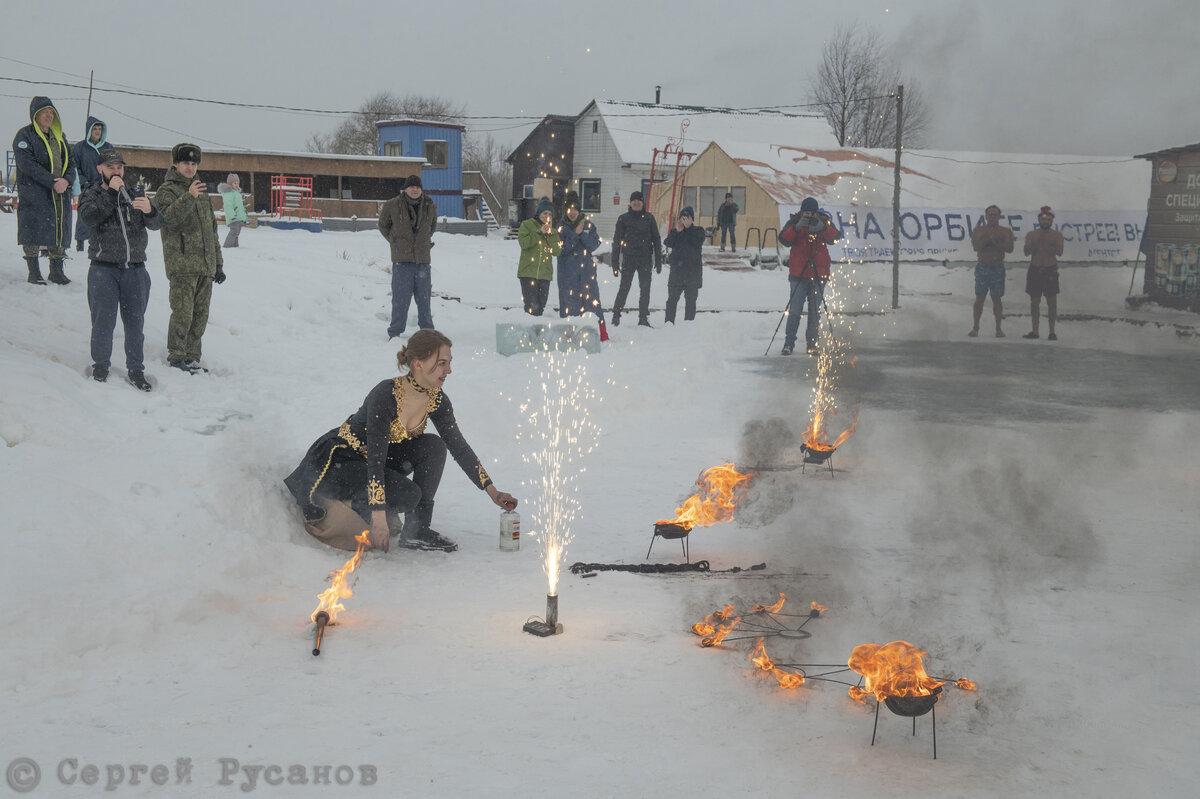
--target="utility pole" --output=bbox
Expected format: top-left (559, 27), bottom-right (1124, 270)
top-left (891, 84), bottom-right (903, 309)
top-left (86, 70), bottom-right (94, 119)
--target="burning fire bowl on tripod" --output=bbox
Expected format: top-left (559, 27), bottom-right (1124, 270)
top-left (883, 685), bottom-right (942, 717)
top-left (800, 443), bottom-right (836, 464)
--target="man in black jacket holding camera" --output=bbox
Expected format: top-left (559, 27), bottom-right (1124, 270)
top-left (610, 191), bottom-right (662, 327)
top-left (78, 150), bottom-right (161, 390)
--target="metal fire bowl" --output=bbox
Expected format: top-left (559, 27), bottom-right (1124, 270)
top-left (883, 685), bottom-right (943, 717)
top-left (775, 629), bottom-right (813, 640)
top-left (801, 445), bottom-right (836, 464)
top-left (654, 522), bottom-right (690, 539)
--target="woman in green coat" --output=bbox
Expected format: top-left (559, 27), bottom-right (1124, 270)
top-left (220, 173), bottom-right (248, 248)
top-left (517, 196), bottom-right (561, 315)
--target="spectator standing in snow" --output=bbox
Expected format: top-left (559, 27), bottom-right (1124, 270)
top-left (78, 150), bottom-right (160, 391)
top-left (13, 96), bottom-right (76, 285)
top-left (284, 329), bottom-right (518, 553)
top-left (779, 197), bottom-right (840, 355)
top-left (1022, 205), bottom-right (1065, 341)
top-left (155, 143), bottom-right (225, 373)
top-left (968, 204), bottom-right (1014, 338)
top-left (716, 192), bottom-right (739, 252)
top-left (517, 196), bottom-right (561, 316)
top-left (610, 190), bottom-right (662, 327)
top-left (662, 205), bottom-right (706, 324)
top-left (70, 116), bottom-right (115, 252)
top-left (220, 173), bottom-right (248, 248)
top-left (379, 174), bottom-right (438, 339)
top-left (555, 190), bottom-right (606, 337)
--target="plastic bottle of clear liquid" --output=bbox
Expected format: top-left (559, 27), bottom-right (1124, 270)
top-left (499, 509), bottom-right (520, 551)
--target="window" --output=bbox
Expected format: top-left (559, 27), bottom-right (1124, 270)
top-left (730, 186), bottom-right (746, 212)
top-left (522, 184), bottom-right (535, 199)
top-left (580, 179), bottom-right (601, 212)
top-left (383, 141), bottom-right (402, 157)
top-left (423, 140), bottom-right (448, 169)
top-left (699, 187), bottom-right (721, 218)
top-left (592, 120), bottom-right (598, 134)
top-left (640, 179), bottom-right (651, 201)
top-left (682, 187), bottom-right (696, 212)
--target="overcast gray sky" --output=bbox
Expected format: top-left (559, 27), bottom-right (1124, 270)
top-left (3, 0), bottom-right (1195, 159)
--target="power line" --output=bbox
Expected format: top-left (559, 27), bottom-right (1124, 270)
top-left (904, 151), bottom-right (1137, 166)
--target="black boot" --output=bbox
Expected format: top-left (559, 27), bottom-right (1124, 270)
top-left (25, 257), bottom-right (46, 285)
top-left (399, 502), bottom-right (457, 551)
top-left (48, 258), bottom-right (70, 285)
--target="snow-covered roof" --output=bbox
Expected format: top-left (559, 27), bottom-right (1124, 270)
top-left (588, 100), bottom-right (837, 166)
top-left (714, 142), bottom-right (1149, 210)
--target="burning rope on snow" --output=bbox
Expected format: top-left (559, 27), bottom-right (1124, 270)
top-left (568, 560), bottom-right (766, 576)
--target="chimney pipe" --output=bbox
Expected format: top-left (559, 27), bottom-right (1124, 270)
top-left (655, 85), bottom-right (661, 105)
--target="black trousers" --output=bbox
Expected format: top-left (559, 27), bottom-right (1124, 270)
top-left (613, 260), bottom-right (654, 321)
top-left (317, 434), bottom-right (447, 521)
top-left (664, 282), bottom-right (698, 323)
top-left (520, 277), bottom-right (551, 316)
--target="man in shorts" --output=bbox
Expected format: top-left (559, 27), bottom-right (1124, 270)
top-left (968, 204), bottom-right (1014, 338)
top-left (1022, 206), bottom-right (1065, 340)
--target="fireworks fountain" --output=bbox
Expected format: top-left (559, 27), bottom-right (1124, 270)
top-left (514, 348), bottom-right (600, 636)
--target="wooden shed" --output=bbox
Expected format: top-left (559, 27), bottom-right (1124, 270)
top-left (108, 145), bottom-right (423, 219)
top-left (1134, 142), bottom-right (1200, 310)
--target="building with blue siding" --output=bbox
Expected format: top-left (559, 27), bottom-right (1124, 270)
top-left (376, 119), bottom-right (465, 218)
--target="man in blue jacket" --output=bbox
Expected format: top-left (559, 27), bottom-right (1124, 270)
top-left (70, 116), bottom-right (115, 252)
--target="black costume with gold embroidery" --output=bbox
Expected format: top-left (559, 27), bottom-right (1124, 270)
top-left (284, 377), bottom-right (492, 522)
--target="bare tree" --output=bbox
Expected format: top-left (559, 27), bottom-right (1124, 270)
top-left (810, 25), bottom-right (930, 148)
top-left (307, 92), bottom-right (467, 155)
top-left (462, 130), bottom-right (512, 212)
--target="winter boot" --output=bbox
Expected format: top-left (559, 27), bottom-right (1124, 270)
top-left (599, 320), bottom-right (610, 342)
top-left (398, 502), bottom-right (457, 552)
top-left (25, 257), bottom-right (46, 285)
top-left (48, 258), bottom-right (70, 285)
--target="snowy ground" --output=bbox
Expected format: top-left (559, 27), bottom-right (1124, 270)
top-left (2, 216), bottom-right (1198, 797)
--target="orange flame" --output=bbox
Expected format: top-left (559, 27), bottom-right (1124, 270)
top-left (748, 637), bottom-right (806, 688)
top-left (847, 641), bottom-right (945, 702)
top-left (752, 593), bottom-right (787, 613)
top-left (310, 530), bottom-right (371, 623)
top-left (956, 678), bottom-right (977, 691)
top-left (803, 410), bottom-right (860, 452)
top-left (691, 604), bottom-right (735, 636)
top-left (811, 601), bottom-right (828, 613)
top-left (848, 685), bottom-right (871, 704)
top-left (656, 462), bottom-right (753, 531)
top-left (700, 616), bottom-right (742, 647)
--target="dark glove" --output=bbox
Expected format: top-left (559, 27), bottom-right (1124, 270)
top-left (655, 264), bottom-right (662, 274)
top-left (213, 267), bottom-right (226, 285)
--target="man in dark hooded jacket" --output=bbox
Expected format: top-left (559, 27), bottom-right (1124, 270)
top-left (12, 96), bottom-right (76, 285)
top-left (70, 116), bottom-right (116, 251)
top-left (610, 191), bottom-right (662, 327)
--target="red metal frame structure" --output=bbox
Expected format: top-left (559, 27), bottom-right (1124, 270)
top-left (270, 175), bottom-right (323, 221)
top-left (647, 119), bottom-right (695, 224)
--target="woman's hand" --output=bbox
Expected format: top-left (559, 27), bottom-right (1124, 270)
top-left (487, 485), bottom-right (518, 510)
top-left (369, 510), bottom-right (390, 552)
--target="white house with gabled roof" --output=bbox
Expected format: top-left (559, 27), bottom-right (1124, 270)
top-left (562, 100), bottom-right (837, 242)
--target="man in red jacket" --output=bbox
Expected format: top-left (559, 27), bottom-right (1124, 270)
top-left (779, 197), bottom-right (840, 355)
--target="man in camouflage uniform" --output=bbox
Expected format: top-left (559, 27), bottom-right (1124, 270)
top-left (155, 143), bottom-right (225, 373)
